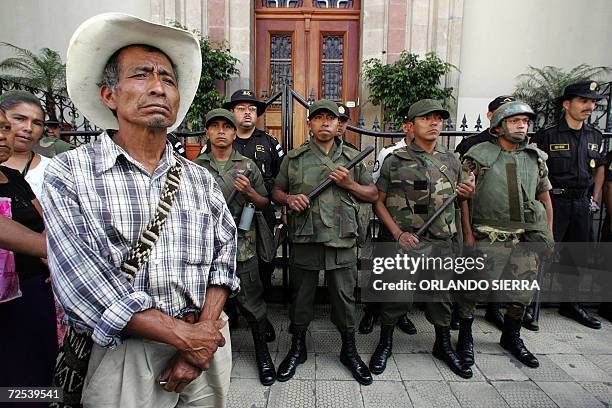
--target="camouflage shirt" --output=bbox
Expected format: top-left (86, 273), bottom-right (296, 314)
top-left (275, 138), bottom-right (373, 248)
top-left (194, 149), bottom-right (267, 262)
top-left (377, 142), bottom-right (465, 241)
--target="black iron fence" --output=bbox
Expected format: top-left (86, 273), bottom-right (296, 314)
top-left (2, 77), bottom-right (612, 302)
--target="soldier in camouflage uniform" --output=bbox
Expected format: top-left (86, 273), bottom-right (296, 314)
top-left (461, 101), bottom-right (554, 368)
top-left (193, 109), bottom-right (276, 385)
top-left (371, 99), bottom-right (475, 378)
top-left (272, 100), bottom-right (378, 385)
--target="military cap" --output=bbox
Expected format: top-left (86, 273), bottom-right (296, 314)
top-left (308, 99), bottom-right (340, 119)
top-left (399, 99), bottom-right (450, 121)
top-left (44, 119), bottom-right (61, 126)
top-left (222, 89), bottom-right (267, 116)
top-left (488, 95), bottom-right (516, 112)
top-left (562, 80), bottom-right (605, 101)
top-left (205, 108), bottom-right (237, 129)
top-left (337, 103), bottom-right (350, 121)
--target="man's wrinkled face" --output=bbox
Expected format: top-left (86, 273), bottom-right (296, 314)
top-left (101, 45), bottom-right (180, 130)
top-left (564, 97), bottom-right (597, 123)
top-left (231, 102), bottom-right (258, 130)
top-left (207, 118), bottom-right (236, 149)
top-left (308, 110), bottom-right (338, 143)
top-left (5, 102), bottom-right (45, 153)
top-left (408, 112), bottom-right (443, 143)
top-left (0, 111), bottom-right (14, 163)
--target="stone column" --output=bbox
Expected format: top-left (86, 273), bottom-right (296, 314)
top-left (227, 0), bottom-right (253, 93)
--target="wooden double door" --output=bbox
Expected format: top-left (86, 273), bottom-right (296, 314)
top-left (255, 2), bottom-right (361, 147)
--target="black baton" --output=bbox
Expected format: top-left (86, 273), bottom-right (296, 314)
top-left (307, 145), bottom-right (375, 201)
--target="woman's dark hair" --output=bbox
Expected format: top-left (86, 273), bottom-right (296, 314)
top-left (0, 90), bottom-right (45, 116)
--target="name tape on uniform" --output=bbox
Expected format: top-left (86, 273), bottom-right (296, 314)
top-left (550, 143), bottom-right (569, 151)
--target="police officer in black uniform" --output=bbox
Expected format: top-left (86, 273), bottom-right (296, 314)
top-left (455, 95), bottom-right (515, 158)
top-left (531, 80), bottom-right (607, 329)
top-left (224, 90), bottom-right (285, 333)
top-left (597, 149), bottom-right (612, 322)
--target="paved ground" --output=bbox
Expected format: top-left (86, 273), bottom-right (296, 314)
top-left (227, 305), bottom-right (612, 408)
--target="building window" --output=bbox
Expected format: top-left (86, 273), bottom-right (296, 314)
top-left (320, 34), bottom-right (344, 102)
top-left (269, 34), bottom-right (293, 97)
top-left (313, 0), bottom-right (352, 8)
top-left (262, 0), bottom-right (302, 7)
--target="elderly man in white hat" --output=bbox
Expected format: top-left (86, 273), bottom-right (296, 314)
top-left (41, 13), bottom-right (239, 407)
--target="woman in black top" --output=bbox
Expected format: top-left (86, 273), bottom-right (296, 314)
top-left (0, 108), bottom-right (58, 395)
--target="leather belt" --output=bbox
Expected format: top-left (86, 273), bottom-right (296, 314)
top-left (550, 188), bottom-right (588, 199)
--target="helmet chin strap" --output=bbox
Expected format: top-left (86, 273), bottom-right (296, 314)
top-left (501, 122), bottom-right (526, 144)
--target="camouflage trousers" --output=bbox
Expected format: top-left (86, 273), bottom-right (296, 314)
top-left (460, 239), bottom-right (538, 319)
top-left (235, 256), bottom-right (268, 326)
top-left (289, 243), bottom-right (357, 331)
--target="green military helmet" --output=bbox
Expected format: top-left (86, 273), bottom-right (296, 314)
top-left (490, 101), bottom-right (535, 128)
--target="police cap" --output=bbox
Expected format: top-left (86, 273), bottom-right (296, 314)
top-left (562, 80), bottom-right (605, 101)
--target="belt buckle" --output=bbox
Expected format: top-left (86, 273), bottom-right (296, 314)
top-left (551, 188), bottom-right (565, 195)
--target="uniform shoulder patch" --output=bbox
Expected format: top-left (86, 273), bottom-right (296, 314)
top-left (287, 143), bottom-right (309, 158)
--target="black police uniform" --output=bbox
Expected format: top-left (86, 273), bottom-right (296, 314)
top-left (234, 129), bottom-right (285, 195)
top-left (532, 115), bottom-right (604, 329)
top-left (455, 129), bottom-right (496, 158)
top-left (531, 116), bottom-right (603, 242)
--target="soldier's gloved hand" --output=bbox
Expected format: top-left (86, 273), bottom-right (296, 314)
top-left (328, 166), bottom-right (355, 190)
top-left (456, 172), bottom-right (475, 199)
top-left (396, 231), bottom-right (419, 250)
top-left (589, 196), bottom-right (600, 214)
top-left (287, 194), bottom-right (310, 212)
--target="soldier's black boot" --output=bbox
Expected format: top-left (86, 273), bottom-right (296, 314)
top-left (522, 304), bottom-right (539, 332)
top-left (499, 315), bottom-right (539, 368)
top-left (456, 316), bottom-right (475, 367)
top-left (432, 326), bottom-right (473, 379)
top-left (369, 325), bottom-right (394, 374)
top-left (264, 318), bottom-right (276, 342)
top-left (252, 328), bottom-right (276, 386)
top-left (358, 308), bottom-right (377, 335)
top-left (340, 331), bottom-right (373, 385)
top-left (559, 303), bottom-right (601, 329)
top-left (485, 303), bottom-right (504, 330)
top-left (397, 314), bottom-right (417, 335)
top-left (450, 308), bottom-right (460, 331)
top-left (277, 328), bottom-right (307, 382)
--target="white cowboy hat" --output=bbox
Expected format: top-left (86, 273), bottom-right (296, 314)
top-left (66, 13), bottom-right (201, 132)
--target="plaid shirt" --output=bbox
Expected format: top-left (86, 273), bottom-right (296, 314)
top-left (42, 133), bottom-right (239, 348)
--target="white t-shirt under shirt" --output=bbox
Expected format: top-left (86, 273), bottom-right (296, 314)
top-left (372, 138), bottom-right (407, 183)
top-left (24, 154), bottom-right (51, 200)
